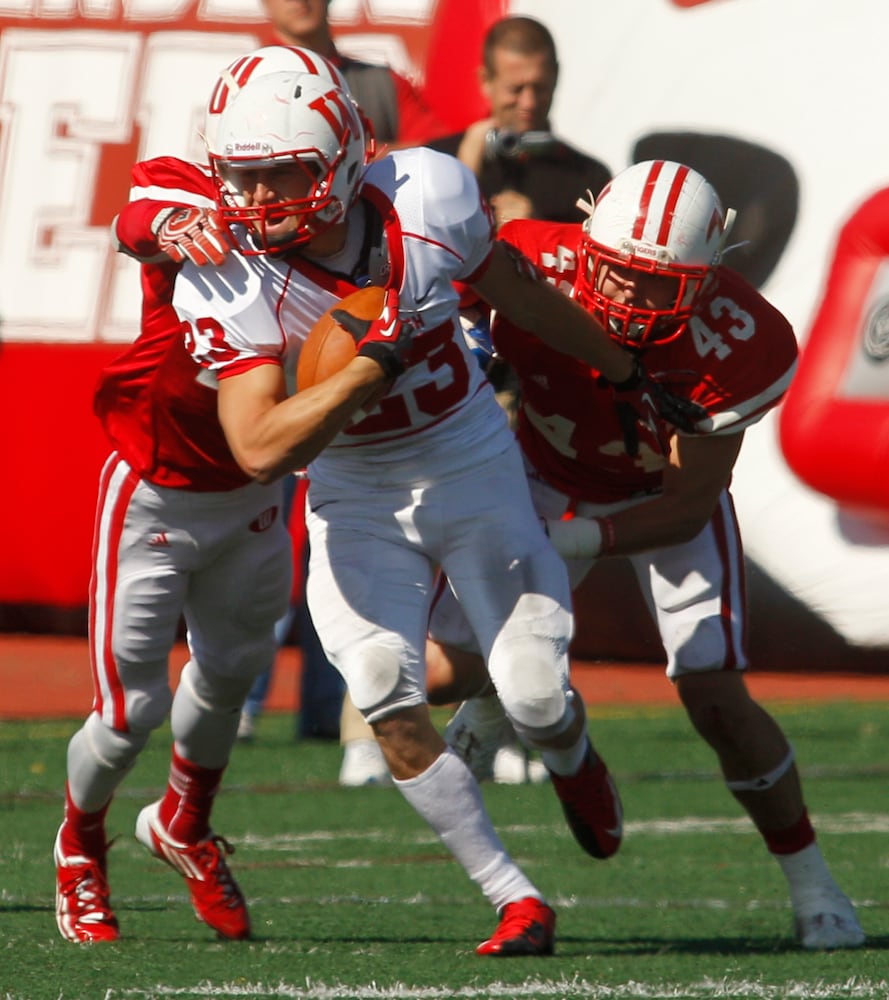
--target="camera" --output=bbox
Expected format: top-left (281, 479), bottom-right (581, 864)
top-left (484, 129), bottom-right (555, 161)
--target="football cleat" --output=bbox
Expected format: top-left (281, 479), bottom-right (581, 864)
top-left (444, 699), bottom-right (511, 784)
top-left (492, 742), bottom-right (549, 786)
top-left (236, 709), bottom-right (256, 742)
top-left (793, 886), bottom-right (865, 950)
top-left (549, 748), bottom-right (623, 859)
top-left (338, 738), bottom-right (392, 787)
top-left (135, 801), bottom-right (250, 940)
top-left (54, 829), bottom-right (120, 943)
top-left (476, 896), bottom-right (556, 956)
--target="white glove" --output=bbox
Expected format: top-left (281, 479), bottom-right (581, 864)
top-left (546, 517), bottom-right (610, 559)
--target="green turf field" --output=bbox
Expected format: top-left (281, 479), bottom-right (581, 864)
top-left (2, 701), bottom-right (887, 999)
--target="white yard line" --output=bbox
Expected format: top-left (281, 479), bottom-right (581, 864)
top-left (105, 977), bottom-right (889, 999)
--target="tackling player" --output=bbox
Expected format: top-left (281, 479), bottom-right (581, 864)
top-left (427, 159), bottom-right (865, 951)
top-left (55, 56), bottom-right (700, 955)
top-left (53, 46), bottom-right (374, 946)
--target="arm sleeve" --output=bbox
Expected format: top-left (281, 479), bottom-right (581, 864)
top-left (112, 156), bottom-right (216, 261)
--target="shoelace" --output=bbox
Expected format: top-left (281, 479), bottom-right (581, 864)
top-left (62, 862), bottom-right (112, 912)
top-left (494, 905), bottom-right (544, 942)
top-left (187, 836), bottom-right (242, 908)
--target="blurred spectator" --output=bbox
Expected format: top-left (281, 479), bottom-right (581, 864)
top-left (420, 0), bottom-right (509, 133)
top-left (260, 0), bottom-right (446, 147)
top-left (428, 15), bottom-right (611, 229)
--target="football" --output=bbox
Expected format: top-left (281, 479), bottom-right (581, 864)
top-left (296, 285), bottom-right (386, 391)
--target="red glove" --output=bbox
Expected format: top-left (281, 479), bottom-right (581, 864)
top-left (333, 287), bottom-right (416, 379)
top-left (151, 207), bottom-right (233, 267)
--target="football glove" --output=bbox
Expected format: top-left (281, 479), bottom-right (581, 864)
top-left (332, 287), bottom-right (416, 380)
top-left (609, 355), bottom-right (707, 456)
top-left (151, 207), bottom-right (233, 267)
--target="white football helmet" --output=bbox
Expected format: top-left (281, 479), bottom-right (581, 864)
top-left (575, 159), bottom-right (735, 346)
top-left (210, 70), bottom-right (371, 252)
top-left (204, 46), bottom-right (353, 156)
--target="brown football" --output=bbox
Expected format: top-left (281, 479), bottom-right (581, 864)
top-left (296, 285), bottom-right (386, 391)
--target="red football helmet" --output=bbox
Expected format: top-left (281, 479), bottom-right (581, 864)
top-left (575, 160), bottom-right (735, 346)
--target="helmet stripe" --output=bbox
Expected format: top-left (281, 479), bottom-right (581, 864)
top-left (632, 160), bottom-right (663, 240)
top-left (657, 162), bottom-right (690, 245)
top-left (231, 56), bottom-right (262, 87)
top-left (287, 46), bottom-right (321, 73)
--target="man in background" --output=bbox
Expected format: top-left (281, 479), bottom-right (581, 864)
top-left (429, 16), bottom-right (611, 228)
top-left (261, 0), bottom-right (446, 147)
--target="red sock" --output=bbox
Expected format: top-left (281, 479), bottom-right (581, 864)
top-left (158, 749), bottom-right (224, 843)
top-left (60, 784), bottom-right (109, 860)
top-left (763, 808), bottom-right (816, 855)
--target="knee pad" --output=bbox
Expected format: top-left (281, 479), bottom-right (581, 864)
top-left (170, 659), bottom-right (247, 767)
top-left (490, 635), bottom-right (570, 742)
top-left (342, 638), bottom-right (404, 716)
top-left (487, 593), bottom-right (571, 737)
top-left (80, 710), bottom-right (151, 771)
top-left (176, 657), bottom-right (252, 715)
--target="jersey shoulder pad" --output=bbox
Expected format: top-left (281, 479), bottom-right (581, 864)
top-left (368, 148), bottom-right (487, 231)
top-left (681, 268), bottom-right (798, 433)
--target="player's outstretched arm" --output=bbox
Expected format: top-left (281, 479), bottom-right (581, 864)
top-left (471, 240), bottom-right (635, 384)
top-left (547, 431), bottom-right (744, 559)
top-left (473, 240), bottom-right (707, 431)
top-left (114, 203), bottom-right (232, 266)
top-left (112, 157), bottom-right (228, 266)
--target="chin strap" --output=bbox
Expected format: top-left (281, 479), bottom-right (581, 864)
top-left (576, 190), bottom-right (595, 219)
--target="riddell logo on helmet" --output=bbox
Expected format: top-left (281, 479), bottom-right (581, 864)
top-left (227, 141), bottom-right (267, 154)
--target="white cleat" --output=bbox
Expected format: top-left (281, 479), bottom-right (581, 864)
top-left (444, 698), bottom-right (511, 783)
top-left (492, 743), bottom-right (549, 785)
top-left (445, 698), bottom-right (546, 785)
top-left (236, 710), bottom-right (256, 742)
top-left (793, 887), bottom-right (865, 950)
top-left (338, 739), bottom-right (393, 787)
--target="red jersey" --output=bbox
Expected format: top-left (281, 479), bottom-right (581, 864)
top-left (494, 219), bottom-right (799, 503)
top-left (97, 157), bottom-right (250, 491)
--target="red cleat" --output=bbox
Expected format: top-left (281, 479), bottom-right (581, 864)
top-left (549, 750), bottom-right (623, 859)
top-left (135, 801), bottom-right (250, 940)
top-left (476, 896), bottom-right (556, 956)
top-left (54, 829), bottom-right (120, 943)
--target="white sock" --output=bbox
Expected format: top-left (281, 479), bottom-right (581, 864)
top-left (775, 842), bottom-right (839, 909)
top-left (395, 749), bottom-right (541, 911)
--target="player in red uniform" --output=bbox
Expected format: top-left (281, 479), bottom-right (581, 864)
top-left (52, 49), bottom-right (375, 947)
top-left (430, 160), bottom-right (865, 950)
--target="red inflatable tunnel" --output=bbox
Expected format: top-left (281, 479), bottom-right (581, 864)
top-left (780, 186), bottom-right (889, 523)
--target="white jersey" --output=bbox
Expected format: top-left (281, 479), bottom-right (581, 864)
top-left (173, 147), bottom-right (573, 737)
top-left (173, 147), bottom-right (514, 493)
